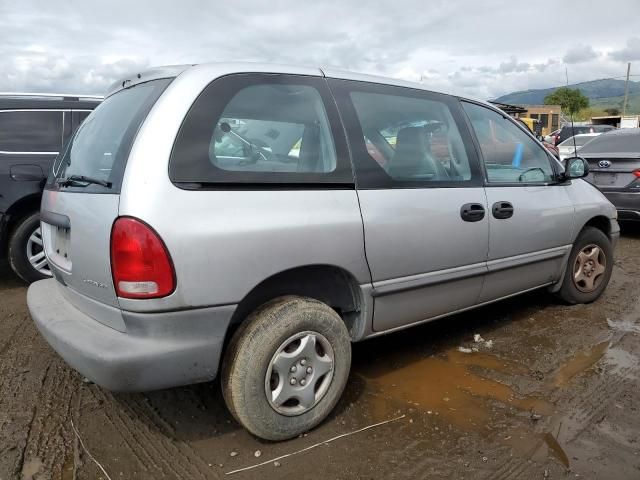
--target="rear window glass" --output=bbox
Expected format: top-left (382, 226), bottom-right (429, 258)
top-left (579, 131), bottom-right (640, 155)
top-left (0, 111), bottom-right (62, 153)
top-left (559, 135), bottom-right (595, 147)
top-left (51, 79), bottom-right (171, 192)
top-left (211, 84), bottom-right (336, 173)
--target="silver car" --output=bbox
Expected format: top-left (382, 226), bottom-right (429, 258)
top-left (27, 63), bottom-right (619, 440)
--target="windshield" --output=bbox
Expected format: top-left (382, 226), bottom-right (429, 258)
top-left (50, 78), bottom-right (171, 192)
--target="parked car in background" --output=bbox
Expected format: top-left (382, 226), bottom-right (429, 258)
top-left (0, 93), bottom-right (101, 282)
top-left (555, 124), bottom-right (615, 146)
top-left (558, 133), bottom-right (600, 160)
top-left (580, 128), bottom-right (640, 222)
top-left (28, 63), bottom-right (618, 441)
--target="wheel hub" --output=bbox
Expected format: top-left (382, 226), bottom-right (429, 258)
top-left (265, 331), bottom-right (334, 416)
top-left (573, 244), bottom-right (606, 293)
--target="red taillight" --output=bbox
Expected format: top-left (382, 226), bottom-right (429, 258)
top-left (110, 217), bottom-right (175, 299)
top-left (633, 169), bottom-right (640, 178)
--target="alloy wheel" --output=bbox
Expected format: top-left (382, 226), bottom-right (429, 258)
top-left (26, 227), bottom-right (51, 277)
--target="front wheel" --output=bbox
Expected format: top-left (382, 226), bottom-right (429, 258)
top-left (221, 296), bottom-right (351, 441)
top-left (557, 227), bottom-right (613, 304)
top-left (8, 213), bottom-right (51, 283)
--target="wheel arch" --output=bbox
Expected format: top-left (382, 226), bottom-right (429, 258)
top-left (1, 193), bottom-right (42, 256)
top-left (229, 264), bottom-right (366, 340)
top-left (581, 215), bottom-right (613, 238)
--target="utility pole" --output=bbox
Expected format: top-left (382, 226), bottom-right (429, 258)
top-left (622, 62), bottom-right (631, 116)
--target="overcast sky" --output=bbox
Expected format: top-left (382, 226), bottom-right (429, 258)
top-left (1, 0), bottom-right (639, 99)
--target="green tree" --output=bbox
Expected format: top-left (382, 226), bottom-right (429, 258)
top-left (544, 87), bottom-right (590, 116)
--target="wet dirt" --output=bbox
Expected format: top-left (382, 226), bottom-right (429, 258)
top-left (1, 224), bottom-right (640, 479)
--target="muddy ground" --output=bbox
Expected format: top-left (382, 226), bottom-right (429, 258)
top-left (1, 226), bottom-right (640, 480)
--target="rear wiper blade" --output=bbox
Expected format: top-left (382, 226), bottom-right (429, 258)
top-left (57, 175), bottom-right (112, 188)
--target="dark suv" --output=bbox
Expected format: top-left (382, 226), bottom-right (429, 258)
top-left (0, 93), bottom-right (101, 282)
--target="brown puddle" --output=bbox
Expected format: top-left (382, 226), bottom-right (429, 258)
top-left (354, 336), bottom-right (630, 470)
top-left (358, 348), bottom-right (553, 430)
top-left (551, 341), bottom-right (610, 387)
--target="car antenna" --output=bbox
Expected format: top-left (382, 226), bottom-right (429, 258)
top-left (566, 67), bottom-right (578, 159)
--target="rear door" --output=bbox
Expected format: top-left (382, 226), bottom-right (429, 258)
top-left (461, 101), bottom-right (574, 302)
top-left (0, 109), bottom-right (63, 219)
top-left (328, 79), bottom-right (489, 332)
top-left (42, 79), bottom-right (170, 330)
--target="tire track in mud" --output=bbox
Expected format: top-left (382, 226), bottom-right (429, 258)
top-left (0, 280), bottom-right (82, 480)
top-left (81, 387), bottom-right (216, 480)
top-left (19, 363), bottom-right (80, 480)
top-left (0, 313), bottom-right (52, 478)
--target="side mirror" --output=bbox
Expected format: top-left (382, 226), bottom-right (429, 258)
top-left (563, 157), bottom-right (590, 179)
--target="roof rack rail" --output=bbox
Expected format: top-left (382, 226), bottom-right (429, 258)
top-left (0, 92), bottom-right (103, 101)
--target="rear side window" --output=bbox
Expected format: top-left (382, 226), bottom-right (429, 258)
top-left (327, 78), bottom-right (481, 189)
top-left (0, 110), bottom-right (63, 153)
top-left (462, 102), bottom-right (555, 184)
top-left (170, 73), bottom-right (352, 186)
top-left (51, 79), bottom-right (171, 192)
top-left (348, 91), bottom-right (472, 182)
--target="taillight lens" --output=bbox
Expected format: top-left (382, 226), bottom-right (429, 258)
top-left (633, 169), bottom-right (640, 178)
top-left (110, 217), bottom-right (175, 299)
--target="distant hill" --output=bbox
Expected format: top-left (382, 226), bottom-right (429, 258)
top-left (589, 92), bottom-right (640, 114)
top-left (495, 78), bottom-right (640, 113)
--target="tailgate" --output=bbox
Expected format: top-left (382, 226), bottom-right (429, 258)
top-left (41, 189), bottom-right (122, 315)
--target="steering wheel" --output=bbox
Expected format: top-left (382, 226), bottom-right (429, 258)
top-left (518, 167), bottom-right (545, 182)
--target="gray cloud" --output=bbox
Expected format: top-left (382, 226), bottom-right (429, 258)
top-left (1, 0), bottom-right (639, 99)
top-left (498, 56), bottom-right (530, 73)
top-left (563, 45), bottom-right (598, 64)
top-left (609, 37), bottom-right (640, 61)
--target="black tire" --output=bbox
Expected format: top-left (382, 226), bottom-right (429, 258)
top-left (557, 227), bottom-right (613, 304)
top-left (8, 212), bottom-right (50, 283)
top-left (221, 296), bottom-right (351, 441)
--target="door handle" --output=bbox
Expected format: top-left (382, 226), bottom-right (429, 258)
top-left (460, 203), bottom-right (485, 222)
top-left (492, 201), bottom-right (514, 219)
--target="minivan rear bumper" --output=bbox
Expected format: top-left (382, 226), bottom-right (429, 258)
top-left (28, 279), bottom-right (235, 392)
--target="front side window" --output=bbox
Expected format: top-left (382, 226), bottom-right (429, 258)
top-left (0, 110), bottom-right (62, 153)
top-left (462, 102), bottom-right (555, 183)
top-left (347, 90), bottom-right (473, 183)
top-left (170, 74), bottom-right (352, 185)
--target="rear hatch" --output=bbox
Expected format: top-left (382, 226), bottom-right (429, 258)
top-left (41, 79), bottom-right (171, 329)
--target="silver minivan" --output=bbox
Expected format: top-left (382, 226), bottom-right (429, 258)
top-left (28, 63), bottom-right (619, 440)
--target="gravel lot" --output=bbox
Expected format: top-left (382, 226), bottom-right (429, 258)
top-left (1, 225), bottom-right (639, 480)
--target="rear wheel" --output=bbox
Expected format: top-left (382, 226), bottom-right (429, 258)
top-left (221, 296), bottom-right (351, 441)
top-left (8, 213), bottom-right (51, 283)
top-left (557, 227), bottom-right (613, 304)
